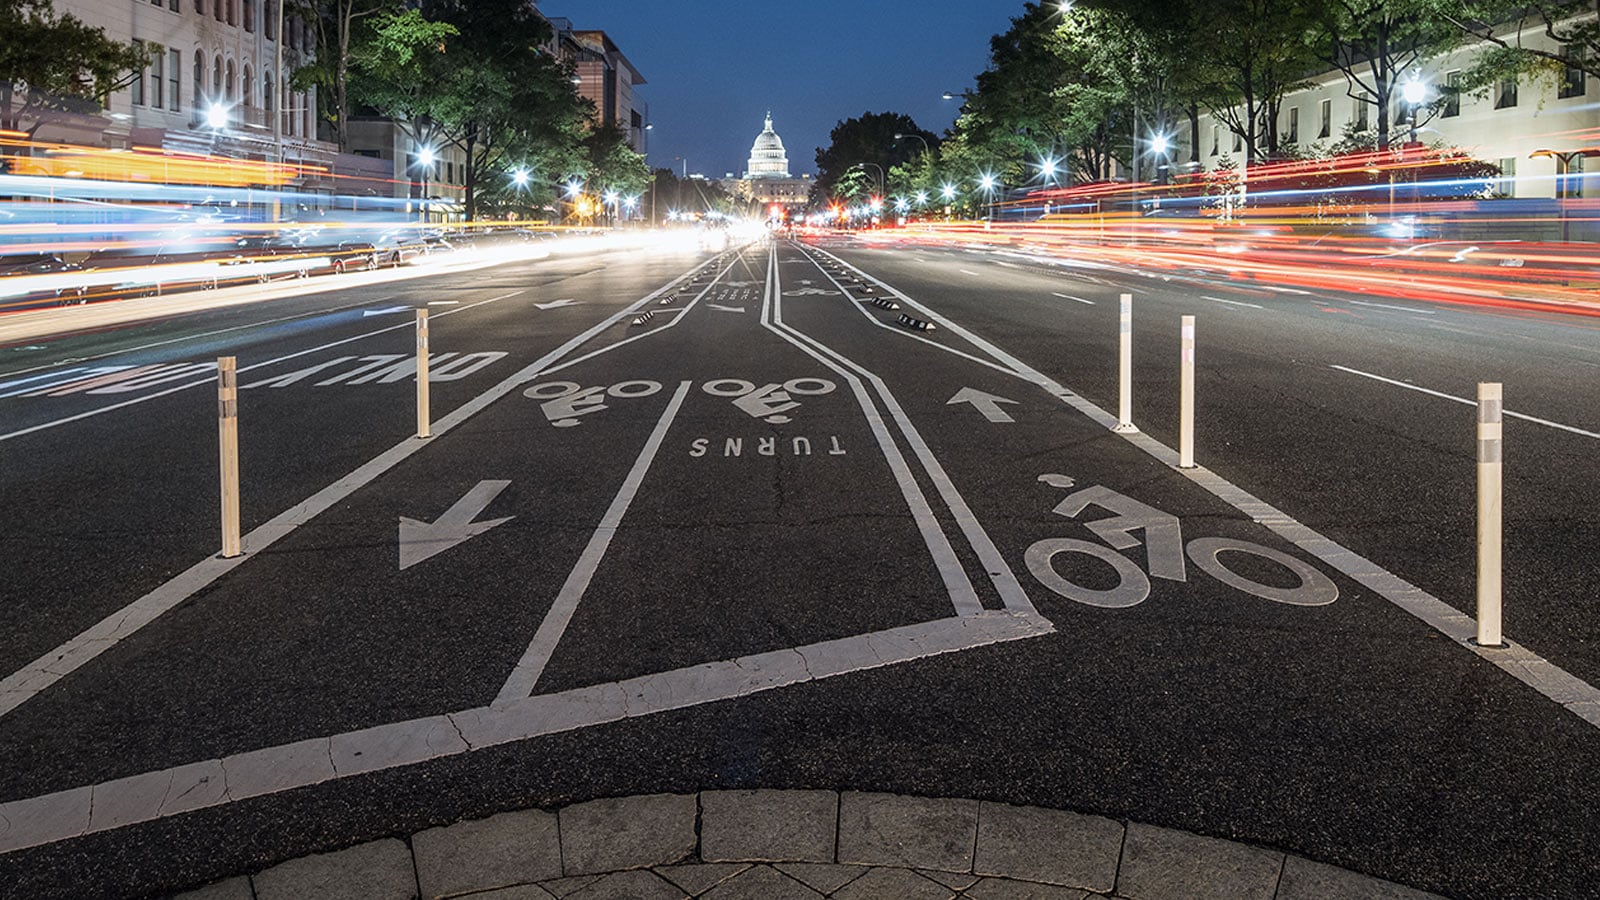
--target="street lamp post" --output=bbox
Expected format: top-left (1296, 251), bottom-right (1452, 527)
top-left (1531, 147), bottom-right (1600, 241)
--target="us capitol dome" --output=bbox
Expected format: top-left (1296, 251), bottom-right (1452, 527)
top-left (746, 113), bottom-right (792, 179)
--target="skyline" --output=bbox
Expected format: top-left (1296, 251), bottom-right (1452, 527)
top-left (541, 0), bottom-right (1020, 178)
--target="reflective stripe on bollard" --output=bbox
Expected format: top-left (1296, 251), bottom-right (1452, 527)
top-left (217, 356), bottom-right (241, 558)
top-left (417, 309), bottom-right (431, 439)
top-left (1115, 293), bottom-right (1137, 434)
top-left (1477, 382), bottom-right (1504, 647)
top-left (1179, 315), bottom-right (1195, 469)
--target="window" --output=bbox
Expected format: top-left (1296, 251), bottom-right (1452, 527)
top-left (1286, 106), bottom-right (1299, 144)
top-left (1318, 99), bottom-right (1331, 139)
top-left (225, 60), bottom-right (235, 99)
top-left (263, 70), bottom-right (273, 116)
top-left (131, 41), bottom-right (145, 106)
top-left (213, 55), bottom-right (222, 95)
top-left (1566, 155), bottom-right (1584, 198)
top-left (265, 1), bottom-right (275, 40)
top-left (1561, 46), bottom-right (1586, 98)
top-left (168, 49), bottom-right (180, 110)
top-left (1497, 157), bottom-right (1516, 195)
top-left (194, 0), bottom-right (203, 13)
top-left (215, 0), bottom-right (223, 22)
top-left (229, 0), bottom-right (238, 27)
top-left (193, 52), bottom-right (203, 110)
top-left (169, 0), bottom-right (179, 10)
top-left (244, 0), bottom-right (254, 32)
top-left (1231, 129), bottom-right (1241, 153)
top-left (150, 45), bottom-right (164, 109)
top-left (288, 16), bottom-right (298, 50)
top-left (1210, 125), bottom-right (1218, 156)
top-left (242, 65), bottom-right (253, 108)
top-left (1443, 71), bottom-right (1461, 117)
top-left (1353, 100), bottom-right (1369, 132)
top-left (1495, 76), bottom-right (1518, 109)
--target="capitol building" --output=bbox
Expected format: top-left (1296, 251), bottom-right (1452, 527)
top-left (724, 113), bottom-right (812, 212)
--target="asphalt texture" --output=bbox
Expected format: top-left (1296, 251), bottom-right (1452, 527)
top-left (2, 234), bottom-right (1599, 899)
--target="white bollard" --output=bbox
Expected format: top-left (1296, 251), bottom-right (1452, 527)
top-left (416, 309), bottom-right (431, 439)
top-left (1179, 315), bottom-right (1195, 468)
top-left (217, 356), bottom-right (241, 558)
top-left (1114, 293), bottom-right (1137, 433)
top-left (1477, 382), bottom-right (1504, 647)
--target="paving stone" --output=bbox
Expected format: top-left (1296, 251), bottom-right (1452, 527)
top-left (254, 838), bottom-right (417, 900)
top-left (961, 876), bottom-right (1092, 899)
top-left (536, 874), bottom-right (602, 897)
top-left (564, 869), bottom-right (684, 900)
top-left (413, 808), bottom-right (561, 898)
top-left (461, 887), bottom-right (557, 900)
top-left (559, 794), bottom-right (696, 875)
top-left (921, 870), bottom-right (982, 890)
top-left (1114, 824), bottom-right (1282, 900)
top-left (974, 802), bottom-right (1122, 892)
top-left (654, 863), bottom-right (751, 894)
top-left (701, 865), bottom-right (824, 899)
top-left (701, 789), bottom-right (837, 863)
top-left (1276, 856), bottom-right (1444, 900)
top-left (168, 876), bottom-right (253, 900)
top-left (831, 867), bottom-right (956, 900)
top-left (773, 862), bottom-right (870, 893)
top-left (837, 793), bottom-right (979, 872)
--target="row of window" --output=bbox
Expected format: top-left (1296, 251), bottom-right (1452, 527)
top-left (145, 0), bottom-right (310, 49)
top-left (1207, 53), bottom-right (1589, 156)
top-left (128, 44), bottom-right (312, 137)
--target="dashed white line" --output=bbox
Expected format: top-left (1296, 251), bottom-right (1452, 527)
top-left (1347, 299), bottom-right (1436, 315)
top-left (959, 269), bottom-right (982, 276)
top-left (1330, 365), bottom-right (1600, 439)
top-left (1202, 296), bottom-right (1264, 309)
top-left (1052, 292), bottom-right (1095, 305)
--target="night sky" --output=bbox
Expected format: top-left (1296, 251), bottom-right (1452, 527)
top-left (541, 1), bottom-right (1023, 179)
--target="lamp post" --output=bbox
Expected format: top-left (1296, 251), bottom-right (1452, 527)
top-left (979, 173), bottom-right (998, 222)
top-left (1531, 147), bottom-right (1600, 241)
top-left (415, 146), bottom-right (436, 223)
top-left (1401, 77), bottom-right (1427, 145)
top-left (894, 132), bottom-right (930, 156)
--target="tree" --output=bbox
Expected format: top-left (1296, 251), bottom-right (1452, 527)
top-left (813, 111), bottom-right (936, 200)
top-left (294, 0), bottom-right (396, 152)
top-left (0, 0), bottom-right (145, 134)
top-left (347, 6), bottom-right (458, 159)
top-left (1316, 0), bottom-right (1462, 150)
top-left (583, 122), bottom-right (649, 203)
top-left (1436, 2), bottom-right (1600, 81)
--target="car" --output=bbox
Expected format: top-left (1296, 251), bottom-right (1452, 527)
top-left (0, 252), bottom-right (85, 309)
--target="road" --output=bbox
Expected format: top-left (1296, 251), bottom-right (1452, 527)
top-left (2, 234), bottom-right (1598, 899)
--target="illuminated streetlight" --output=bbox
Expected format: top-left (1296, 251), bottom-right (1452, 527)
top-left (915, 191), bottom-right (928, 205)
top-left (512, 168), bottom-right (530, 187)
top-left (941, 184), bottom-right (957, 199)
top-left (565, 179), bottom-right (583, 198)
top-left (1149, 134), bottom-right (1170, 156)
top-left (417, 146), bottom-right (436, 168)
top-left (1401, 76), bottom-right (1428, 143)
top-left (205, 102), bottom-right (229, 130)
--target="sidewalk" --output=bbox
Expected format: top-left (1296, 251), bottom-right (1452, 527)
top-left (173, 791), bottom-right (1442, 900)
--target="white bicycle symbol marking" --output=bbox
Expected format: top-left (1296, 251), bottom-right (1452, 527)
top-left (1025, 477), bottom-right (1338, 609)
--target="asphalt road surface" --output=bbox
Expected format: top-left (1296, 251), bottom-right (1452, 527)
top-left (2, 234), bottom-right (1599, 899)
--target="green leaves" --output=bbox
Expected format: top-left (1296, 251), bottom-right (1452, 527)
top-left (0, 0), bottom-right (146, 117)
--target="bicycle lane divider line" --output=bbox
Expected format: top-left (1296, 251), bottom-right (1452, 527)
top-left (0, 260), bottom-right (725, 722)
top-left (494, 380), bottom-right (694, 704)
top-left (0, 289), bottom-right (530, 443)
top-left (0, 611), bottom-right (1050, 855)
top-left (769, 242), bottom-right (1015, 619)
top-left (763, 241), bottom-right (983, 618)
top-left (782, 243), bottom-right (1040, 618)
top-left (825, 249), bottom-right (1600, 730)
top-left (1331, 364), bottom-right (1600, 440)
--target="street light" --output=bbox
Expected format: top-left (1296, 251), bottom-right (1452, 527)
top-left (979, 173), bottom-right (998, 221)
top-left (894, 132), bottom-right (930, 156)
top-left (512, 168), bottom-right (530, 187)
top-left (1401, 77), bottom-right (1427, 144)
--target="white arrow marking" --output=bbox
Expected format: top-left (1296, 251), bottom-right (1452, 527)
top-left (707, 303), bottom-right (745, 313)
top-left (362, 306), bottom-right (412, 317)
top-left (947, 387), bottom-right (1019, 423)
top-left (536, 299), bottom-right (580, 310)
top-left (399, 480), bottom-right (513, 570)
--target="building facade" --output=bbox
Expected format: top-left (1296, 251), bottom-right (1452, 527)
top-left (1182, 15), bottom-right (1600, 199)
top-left (547, 19), bottom-right (650, 153)
top-left (725, 114), bottom-right (811, 211)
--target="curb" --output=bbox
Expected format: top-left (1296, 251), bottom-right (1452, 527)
top-left (171, 791), bottom-right (1445, 900)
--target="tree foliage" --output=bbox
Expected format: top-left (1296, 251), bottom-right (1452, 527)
top-left (812, 111), bottom-right (936, 200)
top-left (0, 0), bottom-right (145, 133)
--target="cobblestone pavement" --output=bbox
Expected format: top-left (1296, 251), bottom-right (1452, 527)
top-left (171, 791), bottom-right (1442, 900)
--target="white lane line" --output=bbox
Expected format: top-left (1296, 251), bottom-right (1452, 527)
top-left (781, 244), bottom-right (1037, 617)
top-left (428, 301), bottom-right (460, 306)
top-left (1202, 296), bottom-right (1264, 309)
top-left (1347, 299), bottom-right (1436, 315)
top-left (1330, 365), bottom-right (1600, 440)
top-left (0, 265), bottom-right (719, 720)
top-left (767, 246), bottom-right (983, 617)
top-left (0, 610), bottom-right (1049, 855)
top-left (838, 265), bottom-right (1600, 732)
top-left (0, 290), bottom-right (526, 443)
top-left (1052, 292), bottom-right (1095, 305)
top-left (495, 381), bottom-right (694, 703)
top-left (800, 257), bottom-right (1017, 377)
top-left (537, 260), bottom-right (734, 377)
top-left (959, 269), bottom-right (982, 276)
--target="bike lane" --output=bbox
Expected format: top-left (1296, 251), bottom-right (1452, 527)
top-left (776, 239), bottom-right (1600, 896)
